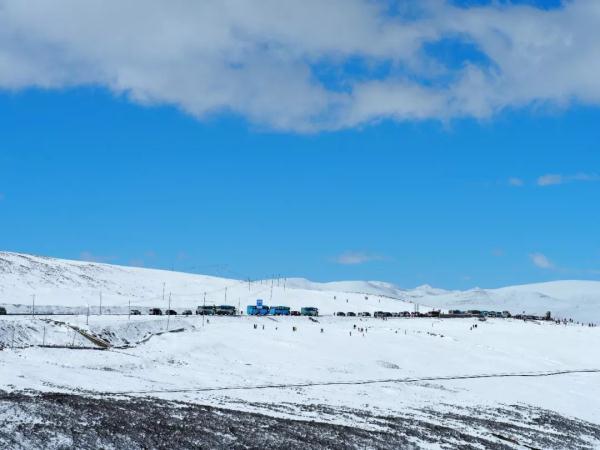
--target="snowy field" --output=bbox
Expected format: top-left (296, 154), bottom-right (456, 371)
top-left (1, 314), bottom-right (600, 448)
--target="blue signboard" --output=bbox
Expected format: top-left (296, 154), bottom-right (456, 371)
top-left (256, 299), bottom-right (263, 307)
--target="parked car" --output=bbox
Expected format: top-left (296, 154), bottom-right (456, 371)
top-left (290, 310), bottom-right (301, 316)
top-left (502, 311), bottom-right (511, 318)
top-left (301, 307), bottom-right (319, 317)
top-left (182, 310), bottom-right (193, 316)
top-left (149, 308), bottom-right (162, 315)
top-left (196, 305), bottom-right (216, 315)
top-left (165, 309), bottom-right (177, 315)
top-left (374, 311), bottom-right (386, 318)
top-left (130, 309), bottom-right (141, 315)
top-left (358, 312), bottom-right (371, 317)
top-left (216, 305), bottom-right (237, 316)
top-left (392, 312), bottom-right (400, 317)
top-left (336, 312), bottom-right (346, 317)
top-left (347, 312), bottom-right (356, 317)
top-left (0, 307), bottom-right (6, 315)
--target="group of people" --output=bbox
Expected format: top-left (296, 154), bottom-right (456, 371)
top-left (556, 318), bottom-right (597, 327)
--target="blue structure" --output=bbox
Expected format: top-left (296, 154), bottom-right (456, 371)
top-left (269, 306), bottom-right (291, 316)
top-left (247, 305), bottom-right (270, 315)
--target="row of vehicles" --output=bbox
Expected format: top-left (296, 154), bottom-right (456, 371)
top-left (196, 305), bottom-right (237, 316)
top-left (134, 306), bottom-right (232, 316)
top-left (147, 308), bottom-right (193, 316)
top-left (133, 304), bottom-right (319, 317)
top-left (246, 305), bottom-right (319, 317)
top-left (336, 310), bottom-right (521, 319)
top-left (336, 311), bottom-right (440, 318)
top-left (448, 310), bottom-right (512, 318)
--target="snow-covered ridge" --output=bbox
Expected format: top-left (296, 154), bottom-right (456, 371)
top-left (0, 251), bottom-right (599, 321)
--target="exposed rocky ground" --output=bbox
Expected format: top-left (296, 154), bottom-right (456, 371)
top-left (1, 391), bottom-right (599, 449)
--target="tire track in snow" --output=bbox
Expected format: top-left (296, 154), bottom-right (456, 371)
top-left (102, 368), bottom-right (600, 395)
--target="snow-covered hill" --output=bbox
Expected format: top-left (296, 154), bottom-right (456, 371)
top-left (1, 251), bottom-right (600, 448)
top-left (0, 251), bottom-right (599, 322)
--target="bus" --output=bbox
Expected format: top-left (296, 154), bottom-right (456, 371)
top-left (247, 305), bottom-right (270, 316)
top-left (301, 307), bottom-right (319, 317)
top-left (269, 306), bottom-right (290, 316)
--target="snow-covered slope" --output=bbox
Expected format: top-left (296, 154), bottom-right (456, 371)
top-left (0, 252), bottom-right (419, 315)
top-left (0, 251), bottom-right (599, 321)
top-left (410, 281), bottom-right (600, 322)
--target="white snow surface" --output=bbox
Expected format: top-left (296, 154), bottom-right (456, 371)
top-left (1, 251), bottom-right (599, 321)
top-left (1, 252), bottom-right (600, 437)
top-left (1, 315), bottom-right (599, 427)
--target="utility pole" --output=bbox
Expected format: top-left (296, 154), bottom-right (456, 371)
top-left (202, 292), bottom-right (206, 328)
top-left (166, 292), bottom-right (172, 331)
top-left (32, 294), bottom-right (35, 320)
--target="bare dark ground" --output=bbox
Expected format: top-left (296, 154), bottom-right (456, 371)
top-left (0, 391), bottom-right (599, 449)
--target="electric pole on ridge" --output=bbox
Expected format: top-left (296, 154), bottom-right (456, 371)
top-left (202, 292), bottom-right (206, 328)
top-left (166, 292), bottom-right (172, 331)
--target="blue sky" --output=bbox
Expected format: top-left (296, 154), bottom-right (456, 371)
top-left (1, 0), bottom-right (599, 288)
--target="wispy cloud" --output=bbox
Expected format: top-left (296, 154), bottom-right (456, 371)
top-left (333, 251), bottom-right (385, 265)
top-left (79, 251), bottom-right (117, 264)
top-left (529, 252), bottom-right (554, 269)
top-left (507, 178), bottom-right (524, 187)
top-left (537, 173), bottom-right (600, 187)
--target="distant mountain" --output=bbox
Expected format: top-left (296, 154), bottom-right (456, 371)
top-left (0, 251), bottom-right (598, 321)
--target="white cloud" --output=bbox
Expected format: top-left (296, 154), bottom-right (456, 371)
top-left (79, 251), bottom-right (116, 264)
top-left (333, 251), bottom-right (385, 265)
top-left (537, 172), bottom-right (599, 186)
top-left (1, 1), bottom-right (600, 130)
top-left (530, 252), bottom-right (554, 269)
top-left (537, 174), bottom-right (564, 186)
top-left (129, 258), bottom-right (145, 267)
top-left (508, 177), bottom-right (524, 187)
